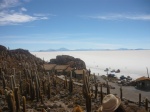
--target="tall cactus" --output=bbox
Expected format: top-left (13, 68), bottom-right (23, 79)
top-left (53, 76), bottom-right (57, 87)
top-left (82, 70), bottom-right (91, 112)
top-left (42, 76), bottom-right (46, 95)
top-left (35, 75), bottom-right (39, 102)
top-left (145, 98), bottom-right (148, 111)
top-left (47, 81), bottom-right (51, 99)
top-left (40, 94), bottom-right (44, 104)
top-left (106, 81), bottom-right (110, 94)
top-left (10, 76), bottom-right (14, 90)
top-left (2, 71), bottom-right (6, 89)
top-left (31, 81), bottom-right (36, 101)
top-left (5, 90), bottom-right (16, 112)
top-left (94, 83), bottom-right (98, 99)
top-left (22, 96), bottom-right (26, 112)
top-left (69, 71), bottom-right (73, 94)
top-left (64, 76), bottom-right (67, 89)
top-left (120, 86), bottom-right (122, 101)
top-left (14, 87), bottom-right (20, 112)
top-left (19, 71), bottom-right (22, 95)
top-left (100, 84), bottom-right (103, 104)
top-left (139, 93), bottom-right (141, 107)
top-left (12, 68), bottom-right (16, 87)
top-left (12, 75), bottom-right (16, 88)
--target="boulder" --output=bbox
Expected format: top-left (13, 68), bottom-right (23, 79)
top-left (49, 55), bottom-right (86, 69)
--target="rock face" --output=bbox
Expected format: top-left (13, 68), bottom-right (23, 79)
top-left (49, 55), bottom-right (86, 69)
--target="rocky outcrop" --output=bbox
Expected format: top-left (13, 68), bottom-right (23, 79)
top-left (49, 55), bottom-right (86, 69)
top-left (0, 45), bottom-right (7, 52)
top-left (0, 45), bottom-right (43, 76)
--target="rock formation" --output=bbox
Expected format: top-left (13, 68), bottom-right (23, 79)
top-left (0, 45), bottom-right (7, 52)
top-left (49, 55), bottom-right (86, 69)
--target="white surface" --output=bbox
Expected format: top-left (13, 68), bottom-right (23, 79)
top-left (31, 50), bottom-right (150, 80)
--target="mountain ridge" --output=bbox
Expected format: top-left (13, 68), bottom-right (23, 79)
top-left (36, 48), bottom-right (149, 52)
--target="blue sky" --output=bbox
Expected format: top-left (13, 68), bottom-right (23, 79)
top-left (0, 0), bottom-right (150, 51)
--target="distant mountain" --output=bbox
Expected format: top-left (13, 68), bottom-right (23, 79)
top-left (38, 48), bottom-right (70, 52)
top-left (117, 48), bottom-right (129, 50)
top-left (37, 48), bottom-right (149, 52)
top-left (117, 48), bottom-right (148, 50)
top-left (57, 48), bottom-right (70, 51)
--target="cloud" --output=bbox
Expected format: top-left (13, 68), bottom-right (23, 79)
top-left (0, 0), bottom-right (19, 9)
top-left (0, 0), bottom-right (50, 26)
top-left (21, 7), bottom-right (27, 12)
top-left (87, 14), bottom-right (150, 21)
top-left (0, 11), bottom-right (49, 25)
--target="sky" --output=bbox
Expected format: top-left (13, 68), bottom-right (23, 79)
top-left (0, 0), bottom-right (150, 51)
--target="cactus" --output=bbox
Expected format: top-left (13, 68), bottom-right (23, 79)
top-left (10, 76), bottom-right (14, 90)
top-left (120, 86), bottom-right (122, 101)
top-left (47, 82), bottom-right (51, 99)
top-left (31, 81), bottom-right (36, 100)
top-left (64, 76), bottom-right (68, 89)
top-left (35, 75), bottom-right (39, 102)
top-left (106, 81), bottom-right (110, 94)
top-left (94, 73), bottom-right (96, 83)
top-left (7, 90), bottom-right (16, 112)
top-left (47, 72), bottom-right (50, 82)
top-left (14, 87), bottom-right (20, 112)
top-left (22, 96), bottom-right (26, 112)
top-left (89, 69), bottom-right (91, 76)
top-left (145, 98), bottom-right (148, 111)
top-left (100, 84), bottom-right (103, 104)
top-left (82, 70), bottom-right (91, 112)
top-left (40, 94), bottom-right (44, 104)
top-left (94, 83), bottom-right (98, 99)
top-left (42, 77), bottom-right (46, 95)
top-left (26, 81), bottom-right (30, 97)
top-left (12, 68), bottom-right (16, 87)
top-left (53, 76), bottom-right (57, 87)
top-left (2, 71), bottom-right (6, 89)
top-left (12, 75), bottom-right (16, 88)
top-left (69, 71), bottom-right (73, 94)
top-left (139, 93), bottom-right (141, 107)
top-left (19, 71), bottom-right (23, 95)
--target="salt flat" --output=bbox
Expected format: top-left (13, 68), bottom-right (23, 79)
top-left (31, 50), bottom-right (150, 79)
